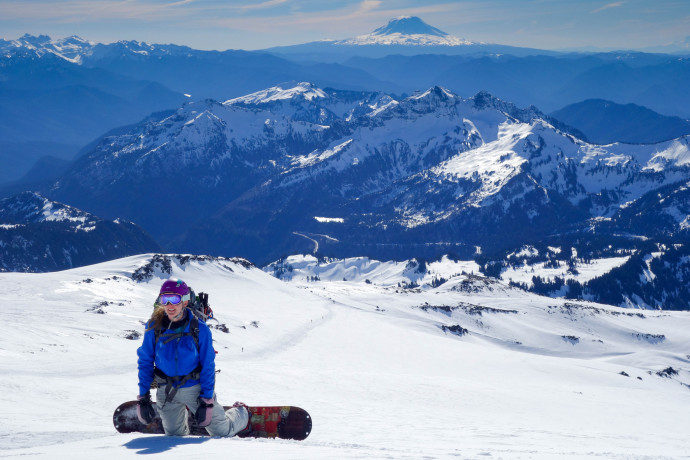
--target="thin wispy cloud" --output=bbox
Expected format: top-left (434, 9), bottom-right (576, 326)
top-left (238, 0), bottom-right (288, 12)
top-left (203, 0), bottom-right (456, 36)
top-left (0, 0), bottom-right (199, 22)
top-left (358, 0), bottom-right (382, 14)
top-left (591, 2), bottom-right (625, 14)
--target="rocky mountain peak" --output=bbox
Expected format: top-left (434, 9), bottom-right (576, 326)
top-left (468, 90), bottom-right (579, 135)
top-left (414, 86), bottom-right (456, 101)
top-left (395, 86), bottom-right (459, 116)
top-left (16, 33), bottom-right (52, 47)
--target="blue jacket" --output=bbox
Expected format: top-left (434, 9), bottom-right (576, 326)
top-left (137, 309), bottom-right (216, 399)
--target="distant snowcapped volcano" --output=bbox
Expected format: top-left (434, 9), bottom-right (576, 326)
top-left (372, 16), bottom-right (448, 37)
top-left (336, 16), bottom-right (475, 46)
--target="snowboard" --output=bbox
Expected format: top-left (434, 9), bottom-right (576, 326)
top-left (113, 400), bottom-right (312, 440)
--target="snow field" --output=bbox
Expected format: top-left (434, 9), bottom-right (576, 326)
top-left (1, 254), bottom-right (689, 459)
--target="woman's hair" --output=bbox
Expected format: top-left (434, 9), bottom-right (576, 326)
top-left (146, 304), bottom-right (168, 332)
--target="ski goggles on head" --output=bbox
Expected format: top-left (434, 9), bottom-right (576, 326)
top-left (158, 292), bottom-right (191, 305)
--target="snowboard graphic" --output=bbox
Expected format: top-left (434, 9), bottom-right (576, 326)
top-left (113, 400), bottom-right (312, 440)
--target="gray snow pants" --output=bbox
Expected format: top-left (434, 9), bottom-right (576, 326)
top-left (155, 384), bottom-right (248, 437)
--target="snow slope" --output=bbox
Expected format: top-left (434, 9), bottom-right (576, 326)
top-left (1, 254), bottom-right (689, 459)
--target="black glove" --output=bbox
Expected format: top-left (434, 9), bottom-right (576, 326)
top-left (137, 393), bottom-right (156, 424)
top-left (196, 397), bottom-right (214, 427)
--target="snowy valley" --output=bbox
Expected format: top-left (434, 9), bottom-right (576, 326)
top-left (1, 254), bottom-right (689, 458)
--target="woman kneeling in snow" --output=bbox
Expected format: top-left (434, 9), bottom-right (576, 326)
top-left (136, 278), bottom-right (249, 436)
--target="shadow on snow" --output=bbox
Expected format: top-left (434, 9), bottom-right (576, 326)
top-left (124, 435), bottom-right (210, 454)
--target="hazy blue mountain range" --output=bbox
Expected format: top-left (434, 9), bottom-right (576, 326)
top-left (550, 99), bottom-right (690, 144)
top-left (2, 17), bottom-right (689, 187)
top-left (0, 48), bottom-right (187, 185)
top-left (0, 142), bottom-right (75, 189)
top-left (640, 35), bottom-right (690, 54)
top-left (265, 17), bottom-right (690, 117)
top-left (342, 52), bottom-right (690, 118)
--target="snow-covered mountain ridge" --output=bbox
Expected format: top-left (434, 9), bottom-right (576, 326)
top-left (263, 253), bottom-right (626, 290)
top-left (2, 253), bottom-right (689, 457)
top-left (264, 252), bottom-right (683, 310)
top-left (0, 190), bottom-right (91, 224)
top-left (0, 33), bottom-right (93, 63)
top-left (0, 33), bottom-right (194, 63)
top-left (53, 81), bottom-right (685, 200)
top-left (0, 18), bottom-right (476, 64)
top-left (46, 82), bottom-right (690, 268)
top-left (265, 254), bottom-right (482, 287)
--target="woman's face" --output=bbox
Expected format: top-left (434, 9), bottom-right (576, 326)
top-left (159, 295), bottom-right (188, 321)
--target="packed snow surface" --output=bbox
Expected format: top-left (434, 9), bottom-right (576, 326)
top-left (1, 253), bottom-right (690, 459)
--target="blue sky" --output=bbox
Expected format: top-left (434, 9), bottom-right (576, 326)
top-left (0, 0), bottom-right (688, 51)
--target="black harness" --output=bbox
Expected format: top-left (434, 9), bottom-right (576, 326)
top-left (153, 314), bottom-right (202, 405)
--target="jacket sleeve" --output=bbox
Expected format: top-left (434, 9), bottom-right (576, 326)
top-left (197, 323), bottom-right (216, 399)
top-left (137, 325), bottom-right (156, 397)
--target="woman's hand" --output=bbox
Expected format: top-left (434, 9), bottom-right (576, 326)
top-left (136, 393), bottom-right (155, 424)
top-left (196, 397), bottom-right (214, 427)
